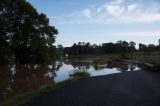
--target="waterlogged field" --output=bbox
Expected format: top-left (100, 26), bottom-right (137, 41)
top-left (0, 59), bottom-right (140, 103)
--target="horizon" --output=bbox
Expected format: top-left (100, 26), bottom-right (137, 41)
top-left (28, 0), bottom-right (160, 47)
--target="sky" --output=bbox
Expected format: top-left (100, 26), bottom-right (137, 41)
top-left (28, 0), bottom-right (160, 47)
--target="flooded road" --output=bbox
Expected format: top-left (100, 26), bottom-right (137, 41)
top-left (0, 60), bottom-right (139, 102)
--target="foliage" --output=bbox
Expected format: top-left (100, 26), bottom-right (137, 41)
top-left (56, 44), bottom-right (64, 58)
top-left (0, 0), bottom-right (58, 64)
top-left (152, 64), bottom-right (160, 72)
top-left (63, 41), bottom-right (136, 56)
top-left (62, 40), bottom-right (160, 57)
top-left (139, 43), bottom-right (160, 52)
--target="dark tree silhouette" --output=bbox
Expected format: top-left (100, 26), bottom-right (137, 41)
top-left (62, 39), bottom-right (160, 56)
top-left (0, 0), bottom-right (58, 63)
top-left (63, 41), bottom-right (137, 56)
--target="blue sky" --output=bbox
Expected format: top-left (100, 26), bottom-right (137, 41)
top-left (28, 0), bottom-right (160, 47)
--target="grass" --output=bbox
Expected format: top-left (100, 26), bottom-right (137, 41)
top-left (69, 51), bottom-right (160, 70)
top-left (132, 51), bottom-right (160, 64)
top-left (68, 51), bottom-right (160, 66)
top-left (69, 54), bottom-right (120, 61)
top-left (69, 51), bottom-right (160, 62)
top-left (71, 71), bottom-right (90, 79)
top-left (1, 71), bottom-right (90, 106)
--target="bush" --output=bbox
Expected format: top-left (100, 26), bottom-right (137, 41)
top-left (152, 64), bottom-right (160, 72)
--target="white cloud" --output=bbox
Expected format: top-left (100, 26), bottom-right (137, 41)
top-left (54, 0), bottom-right (160, 24)
top-left (82, 9), bottom-right (92, 18)
top-left (113, 31), bottom-right (160, 36)
top-left (105, 5), bottom-right (125, 16)
top-left (97, 0), bottom-right (125, 17)
top-left (127, 4), bottom-right (138, 12)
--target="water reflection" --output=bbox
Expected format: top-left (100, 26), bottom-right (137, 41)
top-left (0, 64), bottom-right (55, 101)
top-left (54, 61), bottom-right (139, 83)
top-left (0, 60), bottom-right (140, 102)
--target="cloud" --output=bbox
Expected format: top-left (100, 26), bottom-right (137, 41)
top-left (113, 31), bottom-right (160, 36)
top-left (54, 0), bottom-right (160, 24)
top-left (82, 9), bottom-right (92, 18)
top-left (97, 0), bottom-right (125, 17)
top-left (127, 4), bottom-right (138, 12)
top-left (105, 5), bottom-right (125, 17)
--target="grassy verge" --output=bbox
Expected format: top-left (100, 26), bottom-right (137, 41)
top-left (1, 72), bottom-right (90, 106)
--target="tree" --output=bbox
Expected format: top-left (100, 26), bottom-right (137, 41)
top-left (116, 41), bottom-right (129, 56)
top-left (0, 0), bottom-right (58, 63)
top-left (121, 41), bottom-right (129, 57)
top-left (57, 45), bottom-right (64, 56)
top-left (139, 43), bottom-right (147, 52)
top-left (129, 41), bottom-right (136, 53)
top-left (148, 44), bottom-right (156, 52)
top-left (63, 40), bottom-right (160, 56)
top-left (158, 39), bottom-right (160, 51)
top-left (85, 42), bottom-right (91, 54)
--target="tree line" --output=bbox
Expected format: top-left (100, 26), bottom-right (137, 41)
top-left (57, 40), bottom-right (160, 56)
top-left (0, 0), bottom-right (58, 64)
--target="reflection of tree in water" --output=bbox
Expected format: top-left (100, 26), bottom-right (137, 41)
top-left (70, 62), bottom-right (91, 72)
top-left (107, 61), bottom-right (129, 72)
top-left (117, 64), bottom-right (137, 72)
top-left (55, 61), bottom-right (63, 71)
top-left (0, 64), bottom-right (56, 100)
top-left (0, 65), bottom-right (11, 100)
top-left (93, 65), bottom-right (106, 71)
top-left (64, 60), bottom-right (71, 65)
top-left (117, 65), bottom-right (129, 72)
top-left (129, 64), bottom-right (136, 71)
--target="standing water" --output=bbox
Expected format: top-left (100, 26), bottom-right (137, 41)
top-left (0, 59), bottom-right (140, 102)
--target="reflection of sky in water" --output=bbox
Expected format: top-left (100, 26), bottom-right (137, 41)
top-left (54, 63), bottom-right (140, 83)
top-left (88, 67), bottom-right (120, 77)
top-left (128, 66), bottom-right (140, 71)
top-left (0, 62), bottom-right (140, 101)
top-left (54, 64), bottom-right (74, 83)
top-left (9, 65), bottom-right (16, 75)
top-left (8, 63), bottom-right (140, 83)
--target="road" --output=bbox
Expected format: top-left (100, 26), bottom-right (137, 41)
top-left (29, 70), bottom-right (160, 106)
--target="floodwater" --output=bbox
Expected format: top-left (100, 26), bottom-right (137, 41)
top-left (54, 60), bottom-right (139, 83)
top-left (0, 60), bottom-right (140, 102)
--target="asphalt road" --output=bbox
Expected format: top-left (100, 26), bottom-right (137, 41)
top-left (29, 70), bottom-right (160, 106)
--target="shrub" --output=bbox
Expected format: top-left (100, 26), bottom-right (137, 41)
top-left (152, 64), bottom-right (160, 72)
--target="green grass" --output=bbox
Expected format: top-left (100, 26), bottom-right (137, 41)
top-left (69, 51), bottom-right (160, 65)
top-left (71, 71), bottom-right (90, 79)
top-left (132, 51), bottom-right (160, 64)
top-left (69, 54), bottom-right (120, 60)
top-left (1, 72), bottom-right (90, 106)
